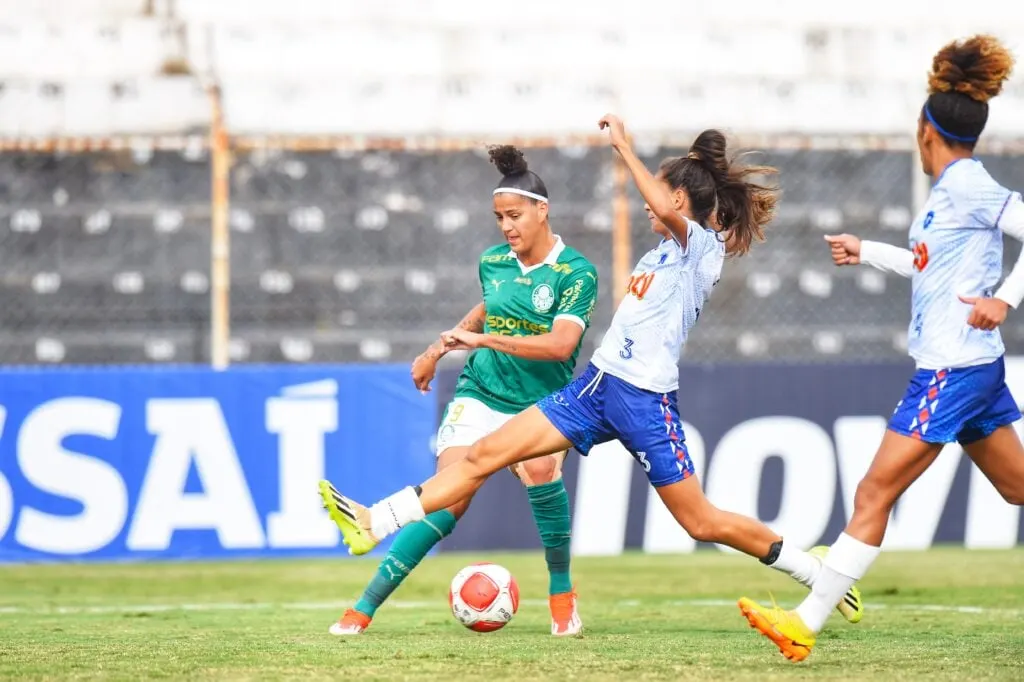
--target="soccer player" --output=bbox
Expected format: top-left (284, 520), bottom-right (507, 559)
top-left (327, 145), bottom-right (597, 637)
top-left (738, 34), bottom-right (1024, 662)
top-left (319, 115), bottom-right (864, 624)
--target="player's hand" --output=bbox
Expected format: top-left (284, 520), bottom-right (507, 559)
top-left (441, 327), bottom-right (484, 351)
top-left (823, 233), bottom-right (861, 266)
top-left (960, 295), bottom-right (1009, 331)
top-left (598, 114), bottom-right (628, 149)
top-left (411, 352), bottom-right (438, 393)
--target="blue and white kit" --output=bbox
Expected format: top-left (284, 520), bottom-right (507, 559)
top-left (862, 159), bottom-right (1024, 443)
top-left (539, 220), bottom-right (724, 486)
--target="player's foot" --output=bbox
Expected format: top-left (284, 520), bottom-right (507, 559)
top-left (737, 597), bottom-right (815, 662)
top-left (550, 589), bottom-right (583, 637)
top-left (809, 545), bottom-right (864, 624)
top-left (328, 608), bottom-right (372, 636)
top-left (318, 479), bottom-right (379, 556)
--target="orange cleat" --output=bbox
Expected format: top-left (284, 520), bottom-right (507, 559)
top-left (549, 589), bottom-right (583, 637)
top-left (737, 597), bottom-right (816, 662)
top-left (329, 608), bottom-right (372, 636)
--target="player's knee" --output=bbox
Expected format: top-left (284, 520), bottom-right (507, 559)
top-left (675, 507), bottom-right (719, 544)
top-left (465, 437), bottom-right (500, 479)
top-left (853, 476), bottom-right (893, 516)
top-left (519, 457), bottom-right (558, 485)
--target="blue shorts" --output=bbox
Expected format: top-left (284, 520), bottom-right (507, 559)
top-left (889, 357), bottom-right (1021, 445)
top-left (537, 364), bottom-right (696, 487)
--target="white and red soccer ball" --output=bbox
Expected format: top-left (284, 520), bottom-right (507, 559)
top-left (448, 562), bottom-right (519, 632)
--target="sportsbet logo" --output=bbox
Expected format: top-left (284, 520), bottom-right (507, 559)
top-left (486, 315), bottom-right (549, 335)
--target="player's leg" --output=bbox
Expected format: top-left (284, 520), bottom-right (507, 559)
top-left (332, 400), bottom-right (486, 634)
top-left (963, 425), bottom-right (1024, 504)
top-left (959, 376), bottom-right (1024, 505)
top-left (741, 366), bottom-right (962, 661)
top-left (512, 452), bottom-right (582, 636)
top-left (320, 366), bottom-right (610, 553)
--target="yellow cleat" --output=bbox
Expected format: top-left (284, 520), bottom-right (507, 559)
top-left (318, 479), bottom-right (379, 556)
top-left (809, 545), bottom-right (864, 624)
top-left (737, 597), bottom-right (816, 662)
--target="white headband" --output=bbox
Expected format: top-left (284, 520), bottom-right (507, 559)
top-left (493, 187), bottom-right (549, 203)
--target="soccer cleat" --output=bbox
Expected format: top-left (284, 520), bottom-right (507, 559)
top-left (328, 608), bottom-right (371, 636)
top-left (549, 589), bottom-right (583, 637)
top-left (318, 479), bottom-right (380, 556)
top-left (809, 545), bottom-right (864, 624)
top-left (737, 597), bottom-right (816, 662)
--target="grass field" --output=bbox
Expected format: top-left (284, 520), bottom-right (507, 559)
top-left (1, 548), bottom-right (1023, 681)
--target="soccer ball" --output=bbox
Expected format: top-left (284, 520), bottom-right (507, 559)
top-left (448, 562), bottom-right (520, 632)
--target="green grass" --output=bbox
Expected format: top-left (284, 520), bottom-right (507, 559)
top-left (1, 548), bottom-right (1023, 680)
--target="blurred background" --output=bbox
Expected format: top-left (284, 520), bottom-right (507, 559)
top-left (4, 0), bottom-right (1024, 366)
top-left (1, 0), bottom-right (1022, 562)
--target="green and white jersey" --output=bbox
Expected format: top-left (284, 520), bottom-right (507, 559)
top-left (455, 237), bottom-right (598, 414)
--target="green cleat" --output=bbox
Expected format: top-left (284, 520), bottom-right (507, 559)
top-left (318, 479), bottom-right (380, 556)
top-left (810, 545), bottom-right (864, 624)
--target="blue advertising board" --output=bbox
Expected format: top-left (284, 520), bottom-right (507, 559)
top-left (0, 365), bottom-right (436, 562)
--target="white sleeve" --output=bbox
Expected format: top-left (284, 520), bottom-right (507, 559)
top-left (859, 240), bottom-right (915, 278)
top-left (994, 194), bottom-right (1024, 308)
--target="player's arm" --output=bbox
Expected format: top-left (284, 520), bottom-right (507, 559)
top-left (443, 267), bottom-right (598, 362)
top-left (964, 195), bottom-right (1024, 330)
top-left (599, 114), bottom-right (690, 249)
top-left (424, 302), bottom-right (486, 362)
top-left (475, 319), bottom-right (584, 362)
top-left (824, 233), bottom-right (914, 277)
top-left (411, 302), bottom-right (486, 392)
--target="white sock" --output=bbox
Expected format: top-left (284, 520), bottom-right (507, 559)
top-left (768, 541), bottom-right (821, 588)
top-left (795, 533), bottom-right (880, 633)
top-left (368, 486), bottom-right (425, 540)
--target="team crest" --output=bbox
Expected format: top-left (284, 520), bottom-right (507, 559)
top-left (531, 284), bottom-right (555, 312)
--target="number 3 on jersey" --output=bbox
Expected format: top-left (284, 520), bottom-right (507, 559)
top-left (620, 337), bottom-right (634, 360)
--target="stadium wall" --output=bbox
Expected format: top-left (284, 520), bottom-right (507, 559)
top-left (0, 361), bottom-right (1021, 563)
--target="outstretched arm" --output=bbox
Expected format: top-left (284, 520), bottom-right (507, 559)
top-left (824, 234), bottom-right (915, 278)
top-left (599, 114), bottom-right (690, 248)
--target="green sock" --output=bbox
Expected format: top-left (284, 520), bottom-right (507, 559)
top-left (527, 479), bottom-right (573, 596)
top-left (353, 509), bottom-right (457, 618)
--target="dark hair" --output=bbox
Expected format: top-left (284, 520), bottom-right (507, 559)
top-left (488, 145), bottom-right (549, 202)
top-left (923, 35), bottom-right (1015, 149)
top-left (658, 130), bottom-right (779, 256)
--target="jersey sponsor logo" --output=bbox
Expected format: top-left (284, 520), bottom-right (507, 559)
top-left (923, 211), bottom-right (935, 230)
top-left (550, 263), bottom-right (573, 275)
top-left (490, 279), bottom-right (506, 291)
top-left (514, 276), bottom-right (532, 285)
top-left (626, 272), bottom-right (656, 300)
top-left (486, 315), bottom-right (550, 335)
top-left (532, 284), bottom-right (555, 312)
top-left (557, 279), bottom-right (585, 312)
top-left (481, 253), bottom-right (516, 264)
top-left (912, 241), bottom-right (929, 272)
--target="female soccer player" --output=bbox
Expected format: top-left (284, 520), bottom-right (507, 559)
top-left (328, 145), bottom-right (598, 637)
top-left (739, 34), bottom-right (1024, 662)
top-left (320, 115), bottom-right (864, 624)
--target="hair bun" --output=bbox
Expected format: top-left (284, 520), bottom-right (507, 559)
top-left (928, 34), bottom-right (1015, 103)
top-left (488, 145), bottom-right (529, 177)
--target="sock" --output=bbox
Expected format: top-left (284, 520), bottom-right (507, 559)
top-left (527, 480), bottom-right (573, 595)
top-left (765, 540), bottom-right (822, 588)
top-left (369, 486), bottom-right (426, 540)
top-left (353, 509), bottom-right (458, 618)
top-left (795, 533), bottom-right (881, 633)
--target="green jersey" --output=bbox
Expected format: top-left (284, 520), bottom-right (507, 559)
top-left (455, 238), bottom-right (599, 414)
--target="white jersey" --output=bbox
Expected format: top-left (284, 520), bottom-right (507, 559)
top-left (592, 220), bottom-right (725, 392)
top-left (908, 158), bottom-right (1015, 369)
